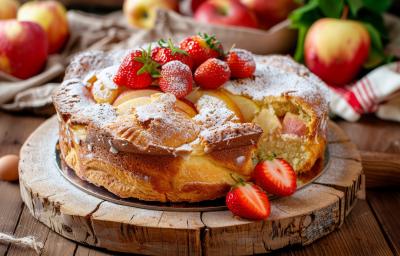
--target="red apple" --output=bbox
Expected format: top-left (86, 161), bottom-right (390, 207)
top-left (194, 0), bottom-right (258, 29)
top-left (17, 1), bottom-right (69, 54)
top-left (0, 20), bottom-right (48, 79)
top-left (191, 0), bottom-right (207, 13)
top-left (304, 18), bottom-right (370, 86)
top-left (124, 0), bottom-right (179, 29)
top-left (0, 0), bottom-right (19, 20)
top-left (241, 0), bottom-right (298, 29)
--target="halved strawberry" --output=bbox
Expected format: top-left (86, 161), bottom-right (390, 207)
top-left (194, 58), bottom-right (230, 89)
top-left (226, 178), bottom-right (270, 220)
top-left (252, 158), bottom-right (297, 197)
top-left (113, 46), bottom-right (160, 89)
top-left (159, 60), bottom-right (193, 99)
top-left (179, 33), bottom-right (224, 68)
top-left (225, 48), bottom-right (256, 78)
top-left (152, 39), bottom-right (194, 70)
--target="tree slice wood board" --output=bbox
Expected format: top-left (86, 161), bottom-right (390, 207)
top-left (19, 116), bottom-right (364, 255)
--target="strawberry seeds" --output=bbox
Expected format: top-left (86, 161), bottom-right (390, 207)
top-left (113, 33), bottom-right (256, 99)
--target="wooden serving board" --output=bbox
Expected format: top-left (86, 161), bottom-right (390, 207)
top-left (19, 116), bottom-right (364, 255)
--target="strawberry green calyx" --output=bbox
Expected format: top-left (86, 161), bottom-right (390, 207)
top-left (158, 38), bottom-right (189, 56)
top-left (198, 32), bottom-right (224, 56)
top-left (265, 153), bottom-right (277, 161)
top-left (229, 173), bottom-right (247, 188)
top-left (135, 44), bottom-right (161, 78)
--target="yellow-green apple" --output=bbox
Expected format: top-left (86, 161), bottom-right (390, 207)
top-left (0, 20), bottom-right (48, 79)
top-left (91, 80), bottom-right (121, 104)
top-left (123, 0), bottom-right (179, 29)
top-left (116, 96), bottom-right (153, 115)
top-left (203, 90), bottom-right (244, 121)
top-left (224, 91), bottom-right (259, 122)
top-left (113, 88), bottom-right (160, 106)
top-left (0, 0), bottom-right (19, 20)
top-left (17, 1), bottom-right (69, 54)
top-left (114, 89), bottom-right (197, 117)
top-left (194, 0), bottom-right (258, 29)
top-left (253, 107), bottom-right (281, 135)
top-left (304, 18), bottom-right (370, 86)
top-left (240, 0), bottom-right (298, 29)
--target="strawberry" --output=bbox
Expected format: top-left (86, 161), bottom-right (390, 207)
top-left (252, 158), bottom-right (297, 197)
top-left (152, 39), bottom-right (194, 70)
top-left (159, 60), bottom-right (193, 99)
top-left (226, 177), bottom-right (270, 220)
top-left (113, 46), bottom-right (160, 89)
top-left (179, 33), bottom-right (224, 68)
top-left (225, 48), bottom-right (256, 78)
top-left (194, 58), bottom-right (230, 89)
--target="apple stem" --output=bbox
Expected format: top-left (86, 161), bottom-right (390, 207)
top-left (341, 5), bottom-right (349, 20)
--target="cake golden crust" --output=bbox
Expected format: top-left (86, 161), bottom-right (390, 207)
top-left (53, 50), bottom-right (329, 202)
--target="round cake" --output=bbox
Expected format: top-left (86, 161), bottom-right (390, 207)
top-left (53, 40), bottom-right (329, 203)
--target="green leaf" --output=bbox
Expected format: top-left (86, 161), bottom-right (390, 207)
top-left (346, 0), bottom-right (364, 16)
top-left (289, 0), bottom-right (320, 27)
top-left (362, 0), bottom-right (392, 13)
top-left (357, 10), bottom-right (388, 39)
top-left (318, 0), bottom-right (344, 18)
top-left (294, 25), bottom-right (309, 62)
top-left (363, 47), bottom-right (384, 69)
top-left (363, 22), bottom-right (383, 50)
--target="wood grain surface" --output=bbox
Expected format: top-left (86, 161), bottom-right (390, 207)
top-left (0, 112), bottom-right (399, 256)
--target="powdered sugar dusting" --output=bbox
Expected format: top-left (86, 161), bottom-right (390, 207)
top-left (231, 48), bottom-right (255, 68)
top-left (96, 65), bottom-right (119, 90)
top-left (135, 93), bottom-right (176, 123)
top-left (56, 50), bottom-right (327, 156)
top-left (194, 95), bottom-right (239, 129)
top-left (223, 55), bottom-right (330, 116)
top-left (160, 60), bottom-right (192, 97)
top-left (213, 58), bottom-right (230, 73)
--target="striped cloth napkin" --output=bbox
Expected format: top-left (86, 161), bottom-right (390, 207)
top-left (329, 13), bottom-right (400, 122)
top-left (329, 61), bottom-right (400, 122)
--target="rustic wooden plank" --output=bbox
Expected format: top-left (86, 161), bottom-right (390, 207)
top-left (0, 182), bottom-right (23, 255)
top-left (7, 207), bottom-right (49, 256)
top-left (368, 190), bottom-right (400, 255)
top-left (74, 245), bottom-right (112, 256)
top-left (41, 229), bottom-right (77, 256)
top-left (275, 200), bottom-right (393, 256)
top-left (0, 112), bottom-right (45, 255)
top-left (361, 151), bottom-right (400, 188)
top-left (337, 117), bottom-right (400, 152)
top-left (0, 112), bottom-right (45, 155)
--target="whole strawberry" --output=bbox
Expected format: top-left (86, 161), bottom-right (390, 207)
top-left (152, 39), bottom-right (194, 70)
top-left (179, 33), bottom-right (224, 68)
top-left (226, 177), bottom-right (270, 220)
top-left (113, 46), bottom-right (160, 89)
top-left (159, 60), bottom-right (193, 99)
top-left (194, 58), bottom-right (231, 89)
top-left (253, 158), bottom-right (297, 197)
top-left (226, 48), bottom-right (256, 78)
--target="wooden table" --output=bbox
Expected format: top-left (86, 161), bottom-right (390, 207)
top-left (0, 111), bottom-right (399, 256)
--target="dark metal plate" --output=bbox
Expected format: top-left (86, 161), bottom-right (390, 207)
top-left (55, 145), bottom-right (330, 212)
